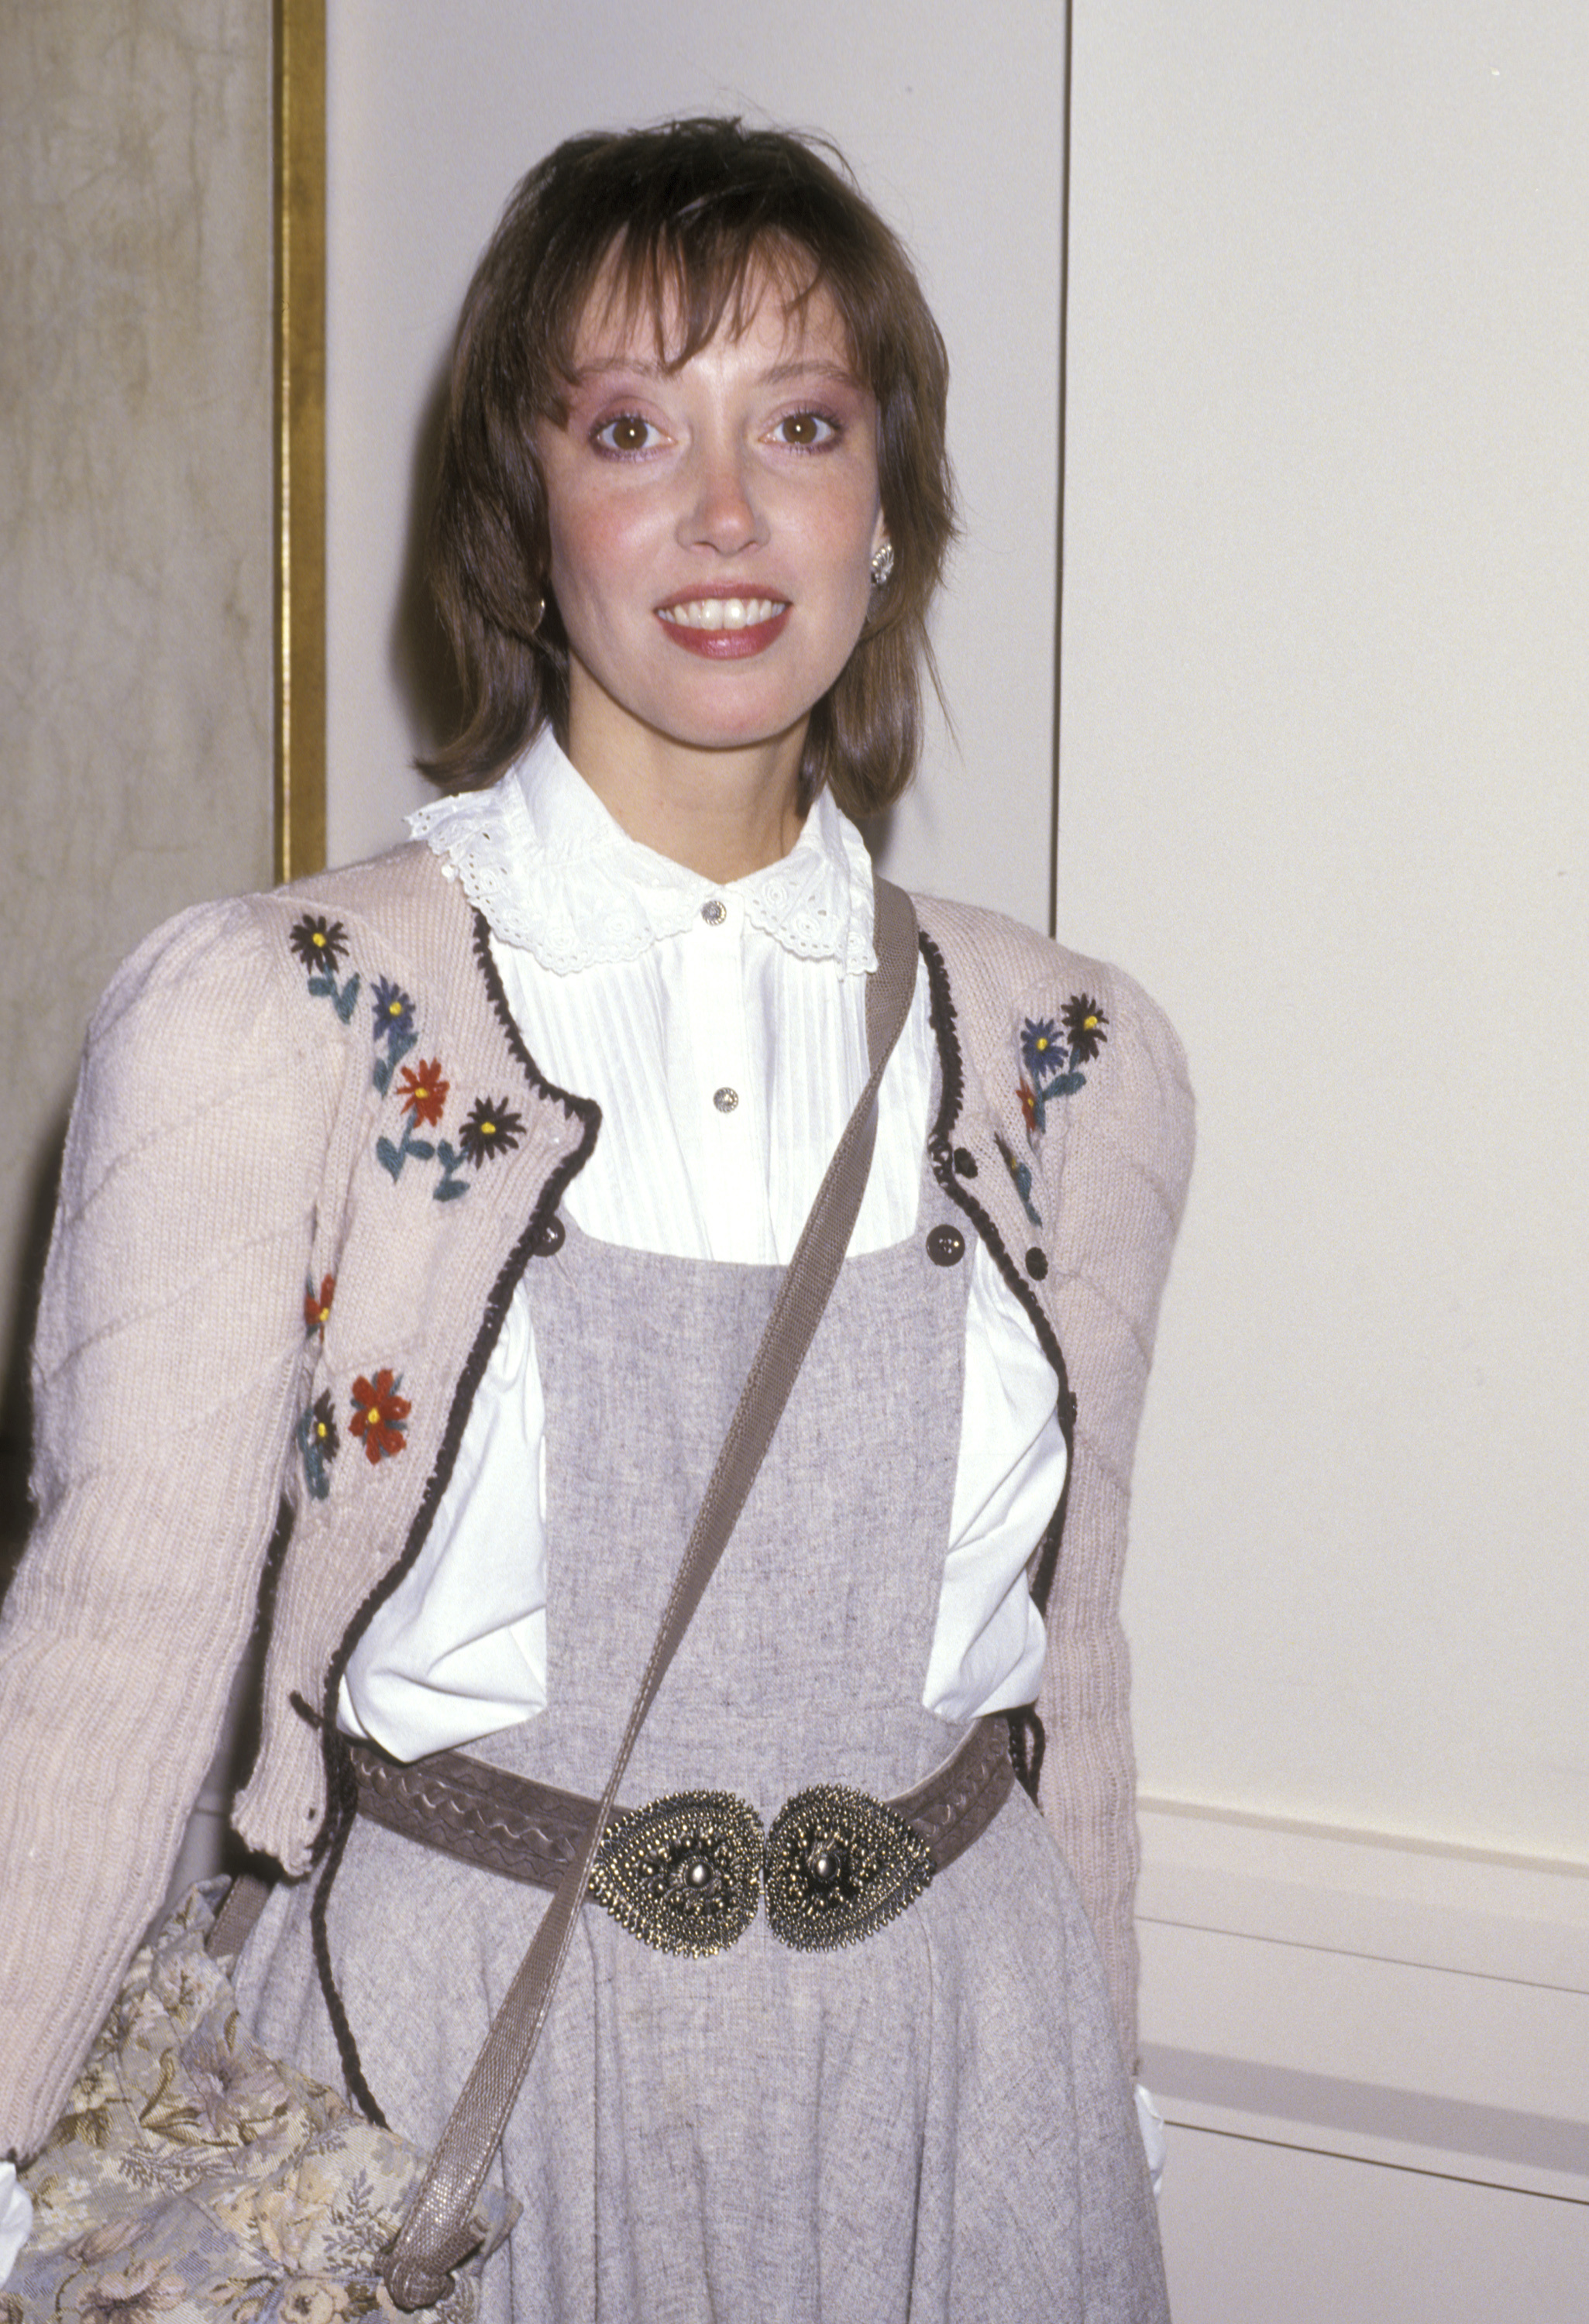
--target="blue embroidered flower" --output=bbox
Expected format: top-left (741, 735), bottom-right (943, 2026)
top-left (1020, 1018), bottom-right (1065, 1082)
top-left (371, 978), bottom-right (415, 1043)
top-left (1017, 993), bottom-right (1106, 1148)
top-left (370, 976), bottom-right (419, 1095)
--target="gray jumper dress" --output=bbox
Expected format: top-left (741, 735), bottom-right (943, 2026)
top-left (236, 1129), bottom-right (1168, 2322)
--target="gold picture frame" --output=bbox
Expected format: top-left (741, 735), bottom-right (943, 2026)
top-left (274, 0), bottom-right (326, 881)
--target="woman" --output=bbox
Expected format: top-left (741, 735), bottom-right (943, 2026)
top-left (0, 120), bottom-right (1192, 2318)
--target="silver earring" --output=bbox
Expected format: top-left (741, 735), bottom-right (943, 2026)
top-left (869, 543), bottom-right (895, 589)
top-left (525, 594), bottom-right (546, 638)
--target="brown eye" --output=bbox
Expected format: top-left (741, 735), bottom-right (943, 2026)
top-left (595, 414), bottom-right (655, 454)
top-left (776, 411), bottom-right (837, 449)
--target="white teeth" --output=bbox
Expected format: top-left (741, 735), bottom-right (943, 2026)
top-left (659, 597), bottom-right (784, 631)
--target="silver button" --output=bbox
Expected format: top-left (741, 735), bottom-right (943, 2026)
top-left (713, 1086), bottom-right (740, 1114)
top-left (701, 898), bottom-right (727, 926)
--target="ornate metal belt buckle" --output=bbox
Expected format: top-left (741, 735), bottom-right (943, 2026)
top-left (764, 1784), bottom-right (935, 1951)
top-left (590, 1789), bottom-right (764, 1957)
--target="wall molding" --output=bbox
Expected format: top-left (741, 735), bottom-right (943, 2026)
top-left (1137, 1800), bottom-right (1589, 2204)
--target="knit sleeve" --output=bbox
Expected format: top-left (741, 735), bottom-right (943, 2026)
top-left (1027, 958), bottom-right (1195, 2069)
top-left (0, 897), bottom-right (337, 2159)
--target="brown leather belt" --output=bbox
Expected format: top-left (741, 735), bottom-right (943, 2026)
top-left (349, 1712), bottom-right (1015, 1956)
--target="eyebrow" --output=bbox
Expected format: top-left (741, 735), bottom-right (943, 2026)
top-left (573, 355), bottom-right (863, 391)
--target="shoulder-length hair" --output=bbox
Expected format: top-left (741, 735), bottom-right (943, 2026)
top-left (425, 116), bottom-right (955, 819)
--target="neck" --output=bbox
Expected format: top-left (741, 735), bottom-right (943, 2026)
top-left (564, 675), bottom-right (809, 882)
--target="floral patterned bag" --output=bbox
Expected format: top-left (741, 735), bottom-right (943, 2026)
top-left (7, 1885), bottom-right (512, 2324)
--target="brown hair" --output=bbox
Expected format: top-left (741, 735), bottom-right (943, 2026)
top-left (425, 117), bottom-right (955, 816)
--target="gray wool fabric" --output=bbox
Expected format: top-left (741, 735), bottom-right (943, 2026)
top-left (237, 1136), bottom-right (1168, 2322)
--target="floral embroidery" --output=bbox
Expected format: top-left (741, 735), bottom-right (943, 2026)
top-left (1062, 992), bottom-right (1109, 1064)
top-left (996, 1133), bottom-right (1044, 1230)
top-left (373, 1056), bottom-right (473, 1201)
top-left (1017, 993), bottom-right (1108, 1146)
top-left (397, 1058), bottom-right (449, 1127)
top-left (370, 978), bottom-right (418, 1096)
top-left (297, 1391), bottom-right (340, 1501)
top-left (303, 1275), bottom-right (335, 1337)
top-left (459, 1097), bottom-right (525, 1167)
top-left (370, 978), bottom-right (414, 1042)
top-left (288, 916), bottom-right (348, 976)
top-left (376, 1055), bottom-right (439, 1182)
top-left (1020, 1017), bottom-right (1064, 1081)
top-left (287, 916), bottom-right (360, 1023)
top-left (375, 1117), bottom-right (435, 1182)
top-left (349, 1370), bottom-right (410, 1464)
top-left (431, 1140), bottom-right (471, 1202)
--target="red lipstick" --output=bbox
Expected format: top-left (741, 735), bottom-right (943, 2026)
top-left (656, 592), bottom-right (791, 659)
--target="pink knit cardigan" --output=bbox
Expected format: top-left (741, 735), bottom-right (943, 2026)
top-left (0, 844), bottom-right (1192, 2158)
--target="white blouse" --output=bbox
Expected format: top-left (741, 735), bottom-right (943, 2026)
top-left (339, 730), bottom-right (1064, 1762)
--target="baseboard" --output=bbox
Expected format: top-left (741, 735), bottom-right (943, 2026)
top-left (1136, 1800), bottom-right (1589, 2203)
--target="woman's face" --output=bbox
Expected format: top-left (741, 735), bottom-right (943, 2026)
top-left (535, 266), bottom-right (888, 774)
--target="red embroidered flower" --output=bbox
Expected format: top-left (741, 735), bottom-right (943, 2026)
top-left (397, 1058), bottom-right (449, 1127)
top-left (1018, 1078), bottom-right (1039, 1135)
top-left (349, 1370), bottom-right (411, 1463)
top-left (304, 1274), bottom-right (336, 1336)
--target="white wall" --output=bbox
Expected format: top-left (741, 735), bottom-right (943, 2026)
top-left (1063, 0), bottom-right (1587, 1864)
top-left (320, 0), bottom-right (1066, 933)
top-left (1061, 0), bottom-right (1589, 2302)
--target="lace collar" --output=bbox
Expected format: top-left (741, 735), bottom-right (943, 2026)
top-left (408, 726), bottom-right (878, 978)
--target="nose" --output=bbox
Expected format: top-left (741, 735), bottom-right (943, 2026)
top-left (678, 435), bottom-right (765, 556)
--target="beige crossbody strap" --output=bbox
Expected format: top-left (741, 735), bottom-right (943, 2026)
top-left (382, 878), bottom-right (920, 2309)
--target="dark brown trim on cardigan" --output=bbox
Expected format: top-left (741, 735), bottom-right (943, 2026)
top-left (309, 909), bottom-right (603, 2119)
top-left (917, 930), bottom-right (1076, 1798)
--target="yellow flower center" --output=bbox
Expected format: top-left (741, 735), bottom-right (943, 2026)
top-left (367, 1406), bottom-right (380, 1425)
top-left (482, 1119), bottom-right (496, 1136)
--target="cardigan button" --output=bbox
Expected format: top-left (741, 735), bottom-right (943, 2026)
top-left (952, 1147), bottom-right (978, 1178)
top-left (531, 1213), bottom-right (566, 1257)
top-left (925, 1224), bottom-right (966, 1267)
top-left (1025, 1246), bottom-right (1049, 1281)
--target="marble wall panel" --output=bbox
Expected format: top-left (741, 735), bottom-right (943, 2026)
top-left (0, 0), bottom-right (273, 1569)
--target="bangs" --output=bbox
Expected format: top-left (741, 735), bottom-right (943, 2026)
top-left (561, 227), bottom-right (840, 386)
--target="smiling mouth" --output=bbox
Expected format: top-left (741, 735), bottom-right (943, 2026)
top-left (657, 596), bottom-right (789, 632)
top-left (655, 595), bottom-right (792, 660)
